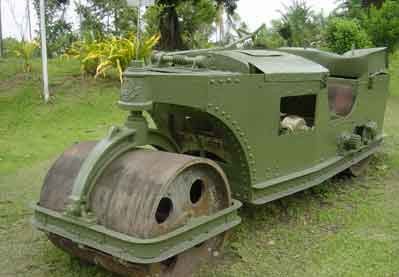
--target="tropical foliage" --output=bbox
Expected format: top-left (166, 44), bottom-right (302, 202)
top-left (273, 0), bottom-right (325, 47)
top-left (66, 34), bottom-right (160, 82)
top-left (13, 41), bottom-right (39, 72)
top-left (65, 38), bottom-right (100, 75)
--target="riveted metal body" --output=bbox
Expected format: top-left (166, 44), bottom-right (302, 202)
top-left (33, 46), bottom-right (390, 276)
top-left (123, 47), bottom-right (389, 204)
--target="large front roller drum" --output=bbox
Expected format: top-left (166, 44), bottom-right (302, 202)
top-left (39, 142), bottom-right (232, 276)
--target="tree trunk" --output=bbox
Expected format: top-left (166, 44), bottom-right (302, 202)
top-left (159, 5), bottom-right (185, 50)
top-left (114, 7), bottom-right (119, 34)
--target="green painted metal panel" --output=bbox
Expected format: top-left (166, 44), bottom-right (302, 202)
top-left (118, 48), bottom-right (390, 204)
top-left (279, 47), bottom-right (388, 78)
top-left (33, 200), bottom-right (242, 264)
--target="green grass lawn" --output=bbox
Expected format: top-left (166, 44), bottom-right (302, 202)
top-left (0, 53), bottom-right (398, 277)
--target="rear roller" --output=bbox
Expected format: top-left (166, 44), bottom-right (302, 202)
top-left (48, 232), bottom-right (226, 277)
top-left (38, 142), bottom-right (233, 276)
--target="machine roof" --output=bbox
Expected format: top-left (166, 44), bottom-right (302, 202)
top-left (278, 47), bottom-right (388, 78)
top-left (213, 50), bottom-right (329, 76)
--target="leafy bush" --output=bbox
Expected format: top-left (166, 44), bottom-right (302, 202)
top-left (324, 17), bottom-right (372, 54)
top-left (65, 34), bottom-right (160, 82)
top-left (65, 36), bottom-right (101, 75)
top-left (13, 41), bottom-right (40, 72)
top-left (364, 1), bottom-right (399, 52)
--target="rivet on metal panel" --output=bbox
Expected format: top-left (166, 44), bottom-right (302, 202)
top-left (218, 79), bottom-right (224, 84)
top-left (234, 79), bottom-right (240, 84)
top-left (226, 78), bottom-right (232, 84)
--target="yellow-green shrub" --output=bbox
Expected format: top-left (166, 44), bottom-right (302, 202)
top-left (65, 34), bottom-right (160, 82)
top-left (65, 39), bottom-right (100, 75)
top-left (13, 41), bottom-right (39, 72)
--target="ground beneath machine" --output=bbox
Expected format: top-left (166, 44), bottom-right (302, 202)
top-left (1, 150), bottom-right (398, 276)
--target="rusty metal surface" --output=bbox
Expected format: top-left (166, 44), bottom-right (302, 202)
top-left (49, 233), bottom-right (226, 277)
top-left (40, 142), bottom-right (231, 276)
top-left (89, 149), bottom-right (231, 238)
top-left (39, 142), bottom-right (97, 212)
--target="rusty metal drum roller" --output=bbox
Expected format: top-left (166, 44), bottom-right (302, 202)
top-left (40, 142), bottom-right (231, 276)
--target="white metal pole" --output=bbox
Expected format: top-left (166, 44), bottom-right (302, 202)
top-left (136, 3), bottom-right (141, 60)
top-left (0, 0), bottom-right (3, 57)
top-left (27, 0), bottom-right (32, 41)
top-left (78, 0), bottom-right (82, 38)
top-left (40, 0), bottom-right (50, 103)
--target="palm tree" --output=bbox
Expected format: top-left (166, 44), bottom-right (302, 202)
top-left (276, 0), bottom-right (318, 47)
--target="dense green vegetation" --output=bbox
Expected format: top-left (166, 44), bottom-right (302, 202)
top-left (15, 0), bottom-right (398, 60)
top-left (324, 18), bottom-right (371, 54)
top-left (0, 52), bottom-right (398, 276)
top-left (5, 0), bottom-right (398, 85)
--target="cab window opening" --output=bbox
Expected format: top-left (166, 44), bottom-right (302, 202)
top-left (279, 95), bottom-right (317, 135)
